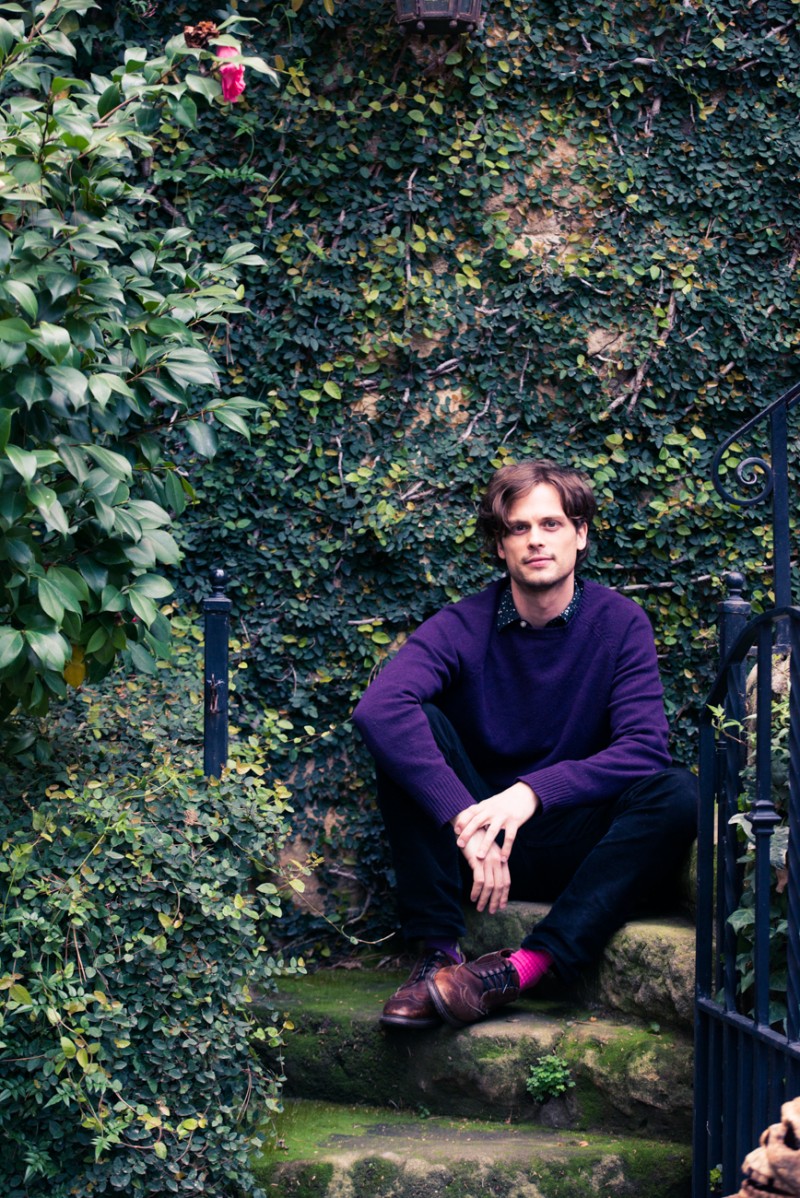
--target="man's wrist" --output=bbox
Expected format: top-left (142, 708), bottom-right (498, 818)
top-left (516, 780), bottom-right (540, 813)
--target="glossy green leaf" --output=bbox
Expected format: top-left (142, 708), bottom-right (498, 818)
top-left (85, 445), bottom-right (133, 480)
top-left (47, 365), bottom-right (89, 408)
top-left (25, 629), bottom-right (70, 671)
top-left (29, 322), bottom-right (71, 364)
top-left (0, 317), bottom-right (32, 344)
top-left (128, 590), bottom-right (158, 626)
top-left (132, 574), bottom-right (173, 600)
top-left (0, 627), bottom-right (24, 670)
top-left (162, 348), bottom-right (219, 388)
top-left (97, 83), bottom-right (121, 118)
top-left (211, 408), bottom-right (250, 439)
top-left (27, 485), bottom-right (70, 535)
top-left (0, 409), bottom-right (12, 453)
top-left (185, 421), bottom-right (218, 459)
top-left (5, 444), bottom-right (37, 481)
top-left (185, 73), bottom-right (220, 100)
top-left (127, 640), bottom-right (157, 674)
top-left (3, 280), bottom-right (38, 321)
top-left (38, 578), bottom-right (66, 624)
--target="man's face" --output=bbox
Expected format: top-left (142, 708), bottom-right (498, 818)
top-left (496, 483), bottom-right (588, 596)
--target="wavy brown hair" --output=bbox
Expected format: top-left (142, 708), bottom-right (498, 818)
top-left (477, 459), bottom-right (597, 568)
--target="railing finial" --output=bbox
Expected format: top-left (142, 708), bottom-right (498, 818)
top-left (209, 565), bottom-right (228, 597)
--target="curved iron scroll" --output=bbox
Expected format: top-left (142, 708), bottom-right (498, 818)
top-left (710, 378), bottom-right (800, 612)
top-left (711, 379), bottom-right (800, 509)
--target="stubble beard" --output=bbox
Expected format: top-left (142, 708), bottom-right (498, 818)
top-left (511, 560), bottom-right (576, 598)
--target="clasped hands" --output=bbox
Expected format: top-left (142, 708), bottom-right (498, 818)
top-left (449, 781), bottom-right (539, 915)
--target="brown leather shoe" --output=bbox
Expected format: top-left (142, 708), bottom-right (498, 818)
top-left (426, 949), bottom-right (520, 1028)
top-left (380, 950), bottom-right (454, 1029)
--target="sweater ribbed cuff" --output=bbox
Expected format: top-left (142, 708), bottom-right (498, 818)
top-left (519, 767), bottom-right (573, 815)
top-left (419, 776), bottom-right (476, 827)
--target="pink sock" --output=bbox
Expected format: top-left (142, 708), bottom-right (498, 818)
top-left (509, 948), bottom-right (554, 991)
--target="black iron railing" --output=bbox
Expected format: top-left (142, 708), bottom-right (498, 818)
top-left (203, 566), bottom-right (230, 778)
top-left (711, 378), bottom-right (800, 613)
top-left (693, 382), bottom-right (800, 1198)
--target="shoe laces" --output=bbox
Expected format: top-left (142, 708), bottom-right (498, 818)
top-left (473, 956), bottom-right (515, 995)
top-left (409, 949), bottom-right (451, 984)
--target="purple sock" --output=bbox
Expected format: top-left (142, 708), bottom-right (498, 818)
top-left (425, 938), bottom-right (463, 964)
top-left (509, 948), bottom-right (554, 991)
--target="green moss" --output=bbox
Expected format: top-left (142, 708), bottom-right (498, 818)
top-left (252, 1099), bottom-right (523, 1163)
top-left (562, 1025), bottom-right (693, 1137)
top-left (253, 1100), bottom-right (691, 1198)
top-left (254, 1161), bottom-right (335, 1197)
top-left (257, 1106), bottom-right (694, 1198)
top-left (352, 1156), bottom-right (402, 1196)
top-left (267, 969), bottom-right (404, 1014)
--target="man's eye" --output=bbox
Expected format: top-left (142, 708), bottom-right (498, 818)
top-left (510, 524), bottom-right (527, 535)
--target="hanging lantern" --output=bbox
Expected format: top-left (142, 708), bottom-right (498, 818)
top-left (395, 0), bottom-right (482, 36)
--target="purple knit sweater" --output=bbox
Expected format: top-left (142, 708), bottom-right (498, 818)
top-left (352, 578), bottom-right (672, 826)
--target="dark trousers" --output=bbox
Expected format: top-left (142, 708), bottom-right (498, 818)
top-left (376, 704), bottom-right (698, 983)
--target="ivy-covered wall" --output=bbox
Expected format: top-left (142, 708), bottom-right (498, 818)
top-left (118, 0), bottom-right (800, 952)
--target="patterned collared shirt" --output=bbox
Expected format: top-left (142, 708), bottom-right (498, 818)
top-left (496, 576), bottom-right (585, 632)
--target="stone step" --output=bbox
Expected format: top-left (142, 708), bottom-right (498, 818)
top-left (255, 966), bottom-right (694, 1141)
top-left (252, 1098), bottom-right (692, 1197)
top-left (465, 904), bottom-right (695, 1032)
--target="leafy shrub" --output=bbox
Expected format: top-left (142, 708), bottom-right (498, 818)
top-left (0, 603), bottom-right (301, 1196)
top-left (0, 1), bottom-right (275, 724)
top-left (0, 755), bottom-right (298, 1197)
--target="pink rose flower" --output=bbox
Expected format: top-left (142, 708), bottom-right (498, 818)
top-left (216, 45), bottom-right (245, 103)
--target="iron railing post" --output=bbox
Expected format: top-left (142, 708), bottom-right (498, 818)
top-left (787, 630), bottom-right (800, 1046)
top-left (719, 571), bottom-right (751, 665)
top-left (203, 566), bottom-right (231, 778)
top-left (719, 574), bottom-right (750, 995)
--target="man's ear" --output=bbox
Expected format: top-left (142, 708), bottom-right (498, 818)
top-left (576, 522), bottom-right (588, 551)
top-left (496, 536), bottom-right (506, 562)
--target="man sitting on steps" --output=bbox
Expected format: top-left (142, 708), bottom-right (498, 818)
top-left (352, 459), bottom-right (697, 1030)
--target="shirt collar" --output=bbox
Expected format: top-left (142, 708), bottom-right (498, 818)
top-left (496, 576), bottom-right (584, 632)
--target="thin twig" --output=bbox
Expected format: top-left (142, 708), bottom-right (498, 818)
top-left (457, 393), bottom-right (492, 443)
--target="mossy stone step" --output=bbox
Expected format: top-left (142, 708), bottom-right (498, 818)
top-left (255, 970), bottom-right (693, 1140)
top-left (463, 904), bottom-right (695, 1031)
top-left (253, 1099), bottom-right (691, 1198)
